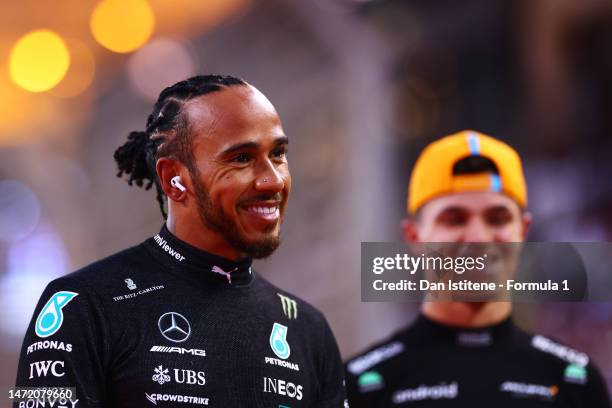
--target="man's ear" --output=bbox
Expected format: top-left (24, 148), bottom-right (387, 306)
top-left (156, 157), bottom-right (188, 202)
top-left (401, 217), bottom-right (419, 243)
top-left (521, 211), bottom-right (532, 240)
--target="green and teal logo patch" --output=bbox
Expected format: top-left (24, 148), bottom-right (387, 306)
top-left (270, 322), bottom-right (291, 359)
top-left (35, 291), bottom-right (78, 338)
top-left (564, 364), bottom-right (587, 385)
top-left (358, 371), bottom-right (384, 392)
top-left (277, 293), bottom-right (298, 319)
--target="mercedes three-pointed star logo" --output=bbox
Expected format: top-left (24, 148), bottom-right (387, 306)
top-left (158, 312), bottom-right (191, 343)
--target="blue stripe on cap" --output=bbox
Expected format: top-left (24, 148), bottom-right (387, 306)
top-left (490, 174), bottom-right (502, 192)
top-left (467, 133), bottom-right (480, 155)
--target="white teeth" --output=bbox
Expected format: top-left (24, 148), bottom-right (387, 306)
top-left (247, 206), bottom-right (278, 215)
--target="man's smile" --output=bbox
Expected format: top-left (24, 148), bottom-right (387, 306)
top-left (239, 201), bottom-right (281, 223)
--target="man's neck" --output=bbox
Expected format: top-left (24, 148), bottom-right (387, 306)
top-left (165, 218), bottom-right (246, 261)
top-left (420, 301), bottom-right (512, 328)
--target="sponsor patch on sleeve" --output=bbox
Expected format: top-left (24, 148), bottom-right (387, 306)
top-left (35, 291), bottom-right (78, 338)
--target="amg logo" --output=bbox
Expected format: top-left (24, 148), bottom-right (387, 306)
top-left (150, 346), bottom-right (206, 357)
top-left (277, 293), bottom-right (297, 319)
top-left (154, 234), bottom-right (186, 262)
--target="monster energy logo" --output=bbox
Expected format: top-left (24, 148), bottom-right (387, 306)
top-left (277, 293), bottom-right (297, 319)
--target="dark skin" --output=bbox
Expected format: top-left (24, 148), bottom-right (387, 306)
top-left (156, 85), bottom-right (291, 260)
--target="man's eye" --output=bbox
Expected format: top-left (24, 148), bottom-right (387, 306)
top-left (232, 153), bottom-right (251, 163)
top-left (443, 217), bottom-right (466, 226)
top-left (486, 213), bottom-right (512, 226)
top-left (438, 213), bottom-right (468, 227)
top-left (271, 147), bottom-right (287, 158)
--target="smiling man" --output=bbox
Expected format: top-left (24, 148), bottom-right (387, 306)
top-left (15, 75), bottom-right (348, 407)
top-left (345, 131), bottom-right (610, 407)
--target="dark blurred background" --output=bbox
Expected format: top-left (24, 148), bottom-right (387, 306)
top-left (1, 0), bottom-right (611, 403)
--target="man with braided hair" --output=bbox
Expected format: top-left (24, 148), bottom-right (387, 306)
top-left (15, 75), bottom-right (348, 407)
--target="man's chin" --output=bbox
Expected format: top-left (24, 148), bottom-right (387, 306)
top-left (242, 236), bottom-right (281, 259)
top-left (230, 230), bottom-right (281, 259)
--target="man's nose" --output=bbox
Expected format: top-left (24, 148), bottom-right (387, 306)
top-left (462, 217), bottom-right (493, 243)
top-left (254, 161), bottom-right (284, 193)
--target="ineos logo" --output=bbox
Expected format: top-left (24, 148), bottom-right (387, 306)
top-left (158, 312), bottom-right (191, 343)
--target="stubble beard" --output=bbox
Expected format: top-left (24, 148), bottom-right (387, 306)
top-left (191, 175), bottom-right (281, 259)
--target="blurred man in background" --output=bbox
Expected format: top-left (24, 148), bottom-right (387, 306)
top-left (15, 75), bottom-right (347, 407)
top-left (345, 130), bottom-right (610, 407)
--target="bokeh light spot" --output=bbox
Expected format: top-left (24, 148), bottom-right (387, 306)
top-left (0, 223), bottom-right (69, 342)
top-left (9, 30), bottom-right (71, 93)
top-left (128, 38), bottom-right (195, 101)
top-left (90, 0), bottom-right (155, 53)
top-left (0, 180), bottom-right (41, 242)
top-left (50, 38), bottom-right (96, 98)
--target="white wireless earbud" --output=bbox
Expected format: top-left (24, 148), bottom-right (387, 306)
top-left (170, 176), bottom-right (187, 192)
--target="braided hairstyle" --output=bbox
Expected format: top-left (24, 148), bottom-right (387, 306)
top-left (113, 74), bottom-right (247, 218)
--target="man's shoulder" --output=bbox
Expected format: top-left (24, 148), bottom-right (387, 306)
top-left (253, 274), bottom-right (328, 326)
top-left (344, 330), bottom-right (407, 378)
top-left (509, 327), bottom-right (609, 396)
top-left (512, 327), bottom-right (591, 369)
top-left (69, 243), bottom-right (148, 280)
top-left (44, 243), bottom-right (150, 298)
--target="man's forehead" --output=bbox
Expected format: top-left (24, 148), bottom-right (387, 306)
top-left (182, 84), bottom-right (277, 126)
top-left (421, 191), bottom-right (520, 215)
top-left (181, 85), bottom-right (283, 151)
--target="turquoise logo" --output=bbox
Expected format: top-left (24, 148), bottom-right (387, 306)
top-left (269, 322), bottom-right (291, 359)
top-left (358, 371), bottom-right (384, 392)
top-left (564, 364), bottom-right (587, 384)
top-left (35, 291), bottom-right (78, 338)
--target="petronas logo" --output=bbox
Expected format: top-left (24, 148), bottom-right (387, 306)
top-left (270, 322), bottom-right (291, 359)
top-left (35, 291), bottom-right (78, 338)
top-left (277, 293), bottom-right (297, 319)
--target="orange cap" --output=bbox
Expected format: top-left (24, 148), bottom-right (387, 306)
top-left (408, 130), bottom-right (527, 214)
